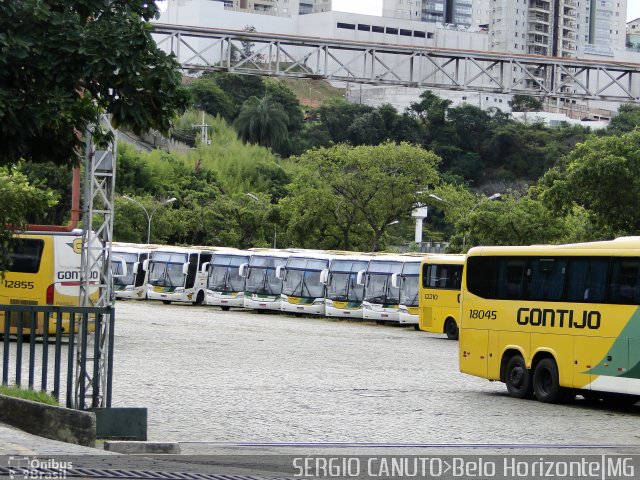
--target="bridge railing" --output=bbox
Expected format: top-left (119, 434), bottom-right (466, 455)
top-left (0, 305), bottom-right (114, 410)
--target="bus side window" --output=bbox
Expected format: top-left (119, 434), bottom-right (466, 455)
top-left (8, 239), bottom-right (44, 273)
top-left (567, 258), bottom-right (608, 303)
top-left (609, 259), bottom-right (640, 304)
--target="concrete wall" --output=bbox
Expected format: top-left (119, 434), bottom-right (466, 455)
top-left (0, 394), bottom-right (96, 447)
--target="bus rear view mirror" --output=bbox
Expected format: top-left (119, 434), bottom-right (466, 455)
top-left (182, 263), bottom-right (189, 276)
top-left (239, 263), bottom-right (248, 277)
top-left (356, 270), bottom-right (365, 286)
top-left (142, 259), bottom-right (149, 272)
top-left (319, 269), bottom-right (329, 284)
top-left (201, 262), bottom-right (210, 273)
top-left (275, 265), bottom-right (285, 279)
top-left (391, 273), bottom-right (400, 288)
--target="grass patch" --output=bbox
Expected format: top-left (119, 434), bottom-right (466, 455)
top-left (0, 384), bottom-right (59, 406)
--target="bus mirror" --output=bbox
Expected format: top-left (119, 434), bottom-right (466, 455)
top-left (133, 262), bottom-right (140, 273)
top-left (142, 259), bottom-right (149, 271)
top-left (201, 262), bottom-right (210, 273)
top-left (356, 270), bottom-right (365, 285)
top-left (239, 263), bottom-right (248, 277)
top-left (182, 263), bottom-right (189, 276)
top-left (391, 273), bottom-right (400, 288)
top-left (275, 265), bottom-right (285, 279)
top-left (319, 269), bottom-right (329, 284)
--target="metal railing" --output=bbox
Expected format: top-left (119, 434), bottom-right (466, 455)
top-left (0, 304), bottom-right (114, 410)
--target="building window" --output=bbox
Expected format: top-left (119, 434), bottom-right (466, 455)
top-left (337, 22), bottom-right (356, 30)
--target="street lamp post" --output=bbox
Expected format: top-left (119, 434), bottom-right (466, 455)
top-left (429, 193), bottom-right (501, 250)
top-left (245, 193), bottom-right (277, 248)
top-left (123, 196), bottom-right (177, 244)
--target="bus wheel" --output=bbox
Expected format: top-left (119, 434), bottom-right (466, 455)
top-left (413, 325), bottom-right (421, 331)
top-left (505, 355), bottom-right (533, 399)
top-left (194, 291), bottom-right (205, 306)
top-left (162, 300), bottom-right (172, 305)
top-left (444, 319), bottom-right (458, 340)
top-left (533, 358), bottom-right (571, 403)
top-left (221, 306), bottom-right (231, 311)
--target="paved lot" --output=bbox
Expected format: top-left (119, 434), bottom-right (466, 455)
top-left (107, 301), bottom-right (640, 452)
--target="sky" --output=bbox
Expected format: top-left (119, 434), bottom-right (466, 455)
top-left (333, 0), bottom-right (640, 21)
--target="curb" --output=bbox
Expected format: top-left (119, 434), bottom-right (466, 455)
top-left (0, 394), bottom-right (96, 447)
top-left (104, 441), bottom-right (181, 454)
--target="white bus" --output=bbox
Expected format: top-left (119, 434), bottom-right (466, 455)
top-left (242, 249), bottom-right (290, 311)
top-left (205, 249), bottom-right (251, 310)
top-left (397, 255), bottom-right (425, 326)
top-left (323, 254), bottom-right (372, 319)
top-left (360, 254), bottom-right (406, 322)
top-left (111, 243), bottom-right (155, 300)
top-left (279, 251), bottom-right (332, 316)
top-left (145, 246), bottom-right (215, 305)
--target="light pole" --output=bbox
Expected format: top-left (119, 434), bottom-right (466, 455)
top-left (123, 196), bottom-right (177, 244)
top-left (429, 193), bottom-right (501, 250)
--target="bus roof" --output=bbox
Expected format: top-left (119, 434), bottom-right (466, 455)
top-left (421, 253), bottom-right (466, 264)
top-left (467, 237), bottom-right (640, 257)
top-left (112, 245), bottom-right (156, 254)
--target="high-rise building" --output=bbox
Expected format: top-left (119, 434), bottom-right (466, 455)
top-left (207, 0), bottom-right (331, 16)
top-left (487, 0), bottom-right (627, 58)
top-left (382, 0), bottom-right (473, 26)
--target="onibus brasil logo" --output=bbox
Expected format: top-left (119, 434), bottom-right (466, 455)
top-left (8, 456), bottom-right (73, 479)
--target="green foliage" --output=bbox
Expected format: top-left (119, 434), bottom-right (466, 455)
top-left (539, 130), bottom-right (640, 236)
top-left (234, 95), bottom-right (290, 150)
top-left (0, 168), bottom-right (57, 270)
top-left (0, 384), bottom-right (59, 406)
top-left (607, 104), bottom-right (640, 135)
top-left (509, 95), bottom-right (544, 112)
top-left (285, 142), bottom-right (441, 251)
top-left (0, 0), bottom-right (189, 165)
top-left (189, 78), bottom-right (235, 121)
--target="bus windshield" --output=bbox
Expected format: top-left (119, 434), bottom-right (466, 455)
top-left (327, 272), bottom-right (364, 302)
top-left (208, 254), bottom-right (250, 292)
top-left (113, 252), bottom-right (138, 286)
top-left (400, 262), bottom-right (420, 306)
top-left (149, 253), bottom-right (187, 287)
top-left (245, 256), bottom-right (286, 295)
top-left (366, 261), bottom-right (403, 304)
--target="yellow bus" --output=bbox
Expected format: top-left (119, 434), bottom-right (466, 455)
top-left (0, 230), bottom-right (99, 335)
top-left (418, 254), bottom-right (465, 339)
top-left (459, 238), bottom-right (640, 404)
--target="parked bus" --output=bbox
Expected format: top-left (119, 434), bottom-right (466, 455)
top-left (205, 249), bottom-right (251, 310)
top-left (396, 255), bottom-right (426, 327)
top-left (242, 249), bottom-right (290, 311)
top-left (360, 254), bottom-right (406, 322)
top-left (145, 246), bottom-right (215, 305)
top-left (460, 238), bottom-right (640, 404)
top-left (418, 254), bottom-right (465, 339)
top-left (112, 243), bottom-right (155, 300)
top-left (279, 251), bottom-right (332, 316)
top-left (323, 254), bottom-right (372, 319)
top-left (0, 230), bottom-right (99, 335)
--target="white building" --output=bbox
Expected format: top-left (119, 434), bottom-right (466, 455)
top-left (196, 0), bottom-right (331, 16)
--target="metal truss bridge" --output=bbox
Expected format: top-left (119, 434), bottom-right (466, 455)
top-left (153, 24), bottom-right (640, 103)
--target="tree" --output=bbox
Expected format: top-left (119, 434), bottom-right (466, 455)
top-left (509, 94), bottom-right (543, 112)
top-left (0, 0), bottom-right (189, 166)
top-left (234, 95), bottom-right (290, 149)
top-left (0, 169), bottom-right (57, 271)
top-left (539, 130), bottom-right (640, 236)
top-left (288, 142), bottom-right (441, 251)
top-left (189, 78), bottom-right (235, 121)
top-left (607, 104), bottom-right (640, 135)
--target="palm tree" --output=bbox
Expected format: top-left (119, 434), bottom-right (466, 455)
top-left (233, 94), bottom-right (289, 149)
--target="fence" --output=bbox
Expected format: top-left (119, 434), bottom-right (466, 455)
top-left (0, 304), bottom-right (114, 410)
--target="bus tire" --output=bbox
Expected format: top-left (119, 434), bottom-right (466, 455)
top-left (194, 291), bottom-right (205, 306)
top-left (413, 325), bottom-right (420, 331)
top-left (505, 355), bottom-right (533, 399)
top-left (444, 318), bottom-right (458, 340)
top-left (162, 300), bottom-right (172, 305)
top-left (533, 358), bottom-right (571, 404)
top-left (221, 306), bottom-right (231, 311)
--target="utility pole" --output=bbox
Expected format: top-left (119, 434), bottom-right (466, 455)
top-left (192, 111), bottom-right (210, 145)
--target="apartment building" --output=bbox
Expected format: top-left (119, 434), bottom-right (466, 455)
top-left (487, 0), bottom-right (627, 58)
top-left (382, 0), bottom-right (474, 26)
top-left (207, 0), bottom-right (331, 16)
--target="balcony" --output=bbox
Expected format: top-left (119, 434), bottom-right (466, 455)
top-left (529, 0), bottom-right (551, 13)
top-left (528, 24), bottom-right (549, 34)
top-left (529, 13), bottom-right (550, 24)
top-left (528, 34), bottom-right (550, 47)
